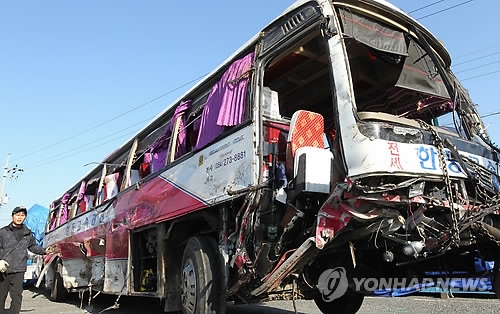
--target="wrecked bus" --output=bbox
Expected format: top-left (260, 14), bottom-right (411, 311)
top-left (40, 0), bottom-right (499, 313)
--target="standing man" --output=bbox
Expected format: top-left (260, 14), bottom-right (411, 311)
top-left (0, 206), bottom-right (45, 314)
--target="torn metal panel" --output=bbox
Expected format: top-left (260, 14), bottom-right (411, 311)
top-left (103, 259), bottom-right (128, 293)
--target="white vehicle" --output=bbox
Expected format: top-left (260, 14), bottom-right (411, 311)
top-left (24, 252), bottom-right (42, 286)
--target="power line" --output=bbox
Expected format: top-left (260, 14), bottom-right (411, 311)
top-left (461, 70), bottom-right (500, 81)
top-left (415, 0), bottom-right (473, 20)
top-left (12, 73), bottom-right (208, 164)
top-left (453, 52), bottom-right (500, 66)
top-left (441, 112), bottom-right (499, 127)
top-left (26, 127), bottom-right (142, 169)
top-left (405, 2), bottom-right (499, 86)
top-left (408, 0), bottom-right (446, 14)
top-left (454, 60), bottom-right (500, 74)
top-left (453, 45), bottom-right (500, 60)
top-left (22, 117), bottom-right (153, 169)
top-left (450, 49), bottom-right (500, 81)
top-left (481, 111), bottom-right (500, 118)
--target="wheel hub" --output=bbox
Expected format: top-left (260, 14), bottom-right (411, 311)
top-left (181, 258), bottom-right (197, 313)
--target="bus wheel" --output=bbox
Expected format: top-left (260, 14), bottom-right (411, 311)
top-left (313, 293), bottom-right (364, 314)
top-left (49, 262), bottom-right (68, 302)
top-left (180, 236), bottom-right (224, 314)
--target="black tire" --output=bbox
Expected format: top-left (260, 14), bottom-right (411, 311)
top-left (313, 293), bottom-right (364, 314)
top-left (180, 236), bottom-right (225, 314)
top-left (49, 262), bottom-right (68, 302)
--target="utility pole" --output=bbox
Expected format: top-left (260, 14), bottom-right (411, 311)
top-left (0, 153), bottom-right (24, 207)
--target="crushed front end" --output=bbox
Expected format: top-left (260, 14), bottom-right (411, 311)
top-left (315, 0), bottom-right (500, 297)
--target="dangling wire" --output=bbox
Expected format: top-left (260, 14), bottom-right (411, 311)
top-left (292, 275), bottom-right (298, 314)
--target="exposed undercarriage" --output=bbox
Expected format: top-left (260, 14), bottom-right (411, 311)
top-left (225, 164), bottom-right (500, 303)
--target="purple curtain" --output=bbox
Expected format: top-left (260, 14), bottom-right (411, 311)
top-left (169, 100), bottom-right (192, 159)
top-left (149, 100), bottom-right (192, 170)
top-left (149, 127), bottom-right (171, 172)
top-left (59, 193), bottom-right (71, 225)
top-left (77, 181), bottom-right (86, 202)
top-left (195, 52), bottom-right (254, 149)
top-left (50, 192), bottom-right (70, 229)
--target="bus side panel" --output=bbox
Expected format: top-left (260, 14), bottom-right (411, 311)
top-left (59, 258), bottom-right (92, 289)
top-left (44, 206), bottom-right (116, 247)
top-left (113, 126), bottom-right (256, 227)
top-left (103, 258), bottom-right (128, 293)
top-left (104, 227), bottom-right (129, 293)
top-left (158, 125), bottom-right (256, 208)
top-left (43, 126), bottom-right (257, 293)
top-left (43, 207), bottom-right (116, 290)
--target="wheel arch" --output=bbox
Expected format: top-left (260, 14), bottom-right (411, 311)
top-left (45, 256), bottom-right (69, 302)
top-left (161, 207), bottom-right (222, 312)
top-left (42, 255), bottom-right (62, 290)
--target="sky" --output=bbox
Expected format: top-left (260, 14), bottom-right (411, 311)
top-left (0, 0), bottom-right (499, 226)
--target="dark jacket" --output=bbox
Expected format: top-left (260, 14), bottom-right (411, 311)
top-left (0, 223), bottom-right (45, 273)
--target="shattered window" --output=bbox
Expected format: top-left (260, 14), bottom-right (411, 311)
top-left (339, 8), bottom-right (453, 123)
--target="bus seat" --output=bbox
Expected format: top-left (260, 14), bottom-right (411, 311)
top-left (293, 147), bottom-right (333, 194)
top-left (139, 153), bottom-right (152, 178)
top-left (129, 170), bottom-right (140, 186)
top-left (285, 110), bottom-right (332, 196)
top-left (285, 110), bottom-right (325, 177)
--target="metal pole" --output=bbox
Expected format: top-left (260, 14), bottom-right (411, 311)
top-left (0, 153), bottom-right (10, 205)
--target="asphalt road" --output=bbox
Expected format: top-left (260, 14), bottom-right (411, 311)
top-left (15, 287), bottom-right (500, 314)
